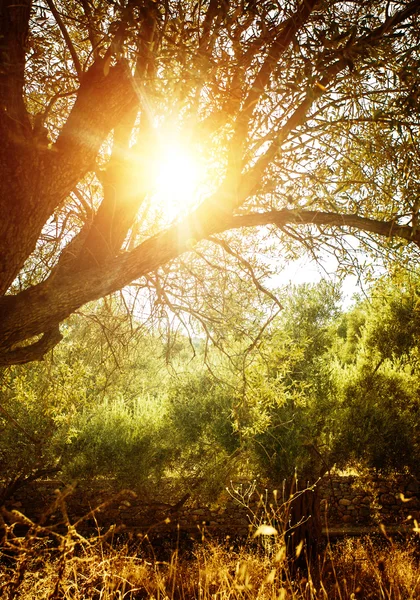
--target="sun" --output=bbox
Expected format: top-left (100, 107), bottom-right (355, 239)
top-left (152, 139), bottom-right (203, 220)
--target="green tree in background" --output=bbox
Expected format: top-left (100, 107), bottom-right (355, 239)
top-left (165, 371), bottom-right (241, 499)
top-left (3, 278), bottom-right (419, 504)
top-left (65, 396), bottom-right (174, 486)
top-left (0, 304), bottom-right (170, 501)
top-left (332, 278), bottom-right (420, 476)
top-left (239, 281), bottom-right (341, 483)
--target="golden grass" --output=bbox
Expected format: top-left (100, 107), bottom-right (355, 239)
top-left (0, 521), bottom-right (419, 600)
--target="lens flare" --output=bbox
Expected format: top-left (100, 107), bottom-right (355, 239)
top-left (152, 139), bottom-right (202, 220)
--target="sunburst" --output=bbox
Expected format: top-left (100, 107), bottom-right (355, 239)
top-left (152, 137), bottom-right (203, 220)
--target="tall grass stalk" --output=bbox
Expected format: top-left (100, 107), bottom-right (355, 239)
top-left (0, 492), bottom-right (418, 599)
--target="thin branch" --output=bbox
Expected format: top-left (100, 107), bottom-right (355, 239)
top-left (226, 0), bottom-right (319, 183)
top-left (80, 0), bottom-right (100, 59)
top-left (46, 0), bottom-right (83, 79)
top-left (240, 0), bottom-right (420, 202)
top-left (208, 236), bottom-right (283, 310)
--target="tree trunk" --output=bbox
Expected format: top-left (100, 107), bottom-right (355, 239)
top-left (284, 479), bottom-right (322, 573)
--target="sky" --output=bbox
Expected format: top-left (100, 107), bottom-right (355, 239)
top-left (272, 255), bottom-right (365, 309)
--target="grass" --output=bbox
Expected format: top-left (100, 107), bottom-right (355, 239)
top-left (0, 514), bottom-right (419, 599)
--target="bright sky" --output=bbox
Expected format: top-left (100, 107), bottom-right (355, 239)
top-left (273, 255), bottom-right (365, 308)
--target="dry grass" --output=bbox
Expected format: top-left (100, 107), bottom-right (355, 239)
top-left (320, 536), bottom-right (420, 600)
top-left (0, 517), bottom-right (419, 600)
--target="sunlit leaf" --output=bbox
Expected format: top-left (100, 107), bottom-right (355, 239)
top-left (253, 524), bottom-right (278, 537)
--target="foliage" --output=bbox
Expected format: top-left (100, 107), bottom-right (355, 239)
top-left (163, 370), bottom-right (242, 497)
top-left (168, 370), bottom-right (239, 456)
top-left (2, 275), bottom-right (420, 502)
top-left (0, 334), bottom-right (92, 502)
top-left (0, 306), bottom-right (172, 499)
top-left (332, 367), bottom-right (420, 474)
top-left (241, 281), bottom-right (341, 483)
top-left (65, 396), bottom-right (174, 486)
top-left (231, 276), bottom-right (420, 481)
top-left (0, 301), bottom-right (243, 497)
top-left (331, 277), bottom-right (420, 476)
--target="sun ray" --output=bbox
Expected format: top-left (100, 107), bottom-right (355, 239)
top-left (152, 137), bottom-right (203, 221)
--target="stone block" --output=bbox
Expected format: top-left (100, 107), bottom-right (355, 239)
top-left (406, 481), bottom-right (419, 494)
top-left (339, 498), bottom-right (351, 507)
top-left (380, 493), bottom-right (395, 505)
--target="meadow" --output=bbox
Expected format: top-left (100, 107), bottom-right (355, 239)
top-left (1, 508), bottom-right (419, 600)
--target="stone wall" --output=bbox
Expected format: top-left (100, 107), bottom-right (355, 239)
top-left (4, 474), bottom-right (419, 536)
top-left (318, 474), bottom-right (419, 525)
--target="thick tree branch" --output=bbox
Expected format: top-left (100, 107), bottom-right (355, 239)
top-left (223, 210), bottom-right (420, 245)
top-left (0, 327), bottom-right (63, 366)
top-left (0, 0), bottom-right (31, 133)
top-left (68, 8), bottom-right (158, 270)
top-left (49, 60), bottom-right (136, 200)
top-left (0, 58), bottom-right (137, 297)
top-left (52, 12), bottom-right (158, 275)
top-left (0, 205), bottom-right (419, 364)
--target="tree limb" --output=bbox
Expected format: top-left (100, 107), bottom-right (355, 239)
top-left (0, 328), bottom-right (63, 366)
top-left (46, 0), bottom-right (83, 78)
top-left (0, 206), bottom-right (418, 363)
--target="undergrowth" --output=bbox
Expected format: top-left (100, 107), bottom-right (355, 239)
top-left (0, 487), bottom-right (418, 599)
top-left (0, 519), bottom-right (418, 599)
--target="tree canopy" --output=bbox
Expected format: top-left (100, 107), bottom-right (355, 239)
top-left (1, 278), bottom-right (419, 507)
top-left (1, 0), bottom-right (420, 365)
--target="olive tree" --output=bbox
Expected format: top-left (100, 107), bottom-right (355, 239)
top-left (1, 0), bottom-right (420, 365)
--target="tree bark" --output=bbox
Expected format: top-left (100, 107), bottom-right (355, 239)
top-left (1, 205), bottom-right (420, 365)
top-left (284, 482), bottom-right (322, 573)
top-left (0, 58), bottom-right (137, 296)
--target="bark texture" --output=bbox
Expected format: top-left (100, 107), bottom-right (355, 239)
top-left (285, 485), bottom-right (322, 573)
